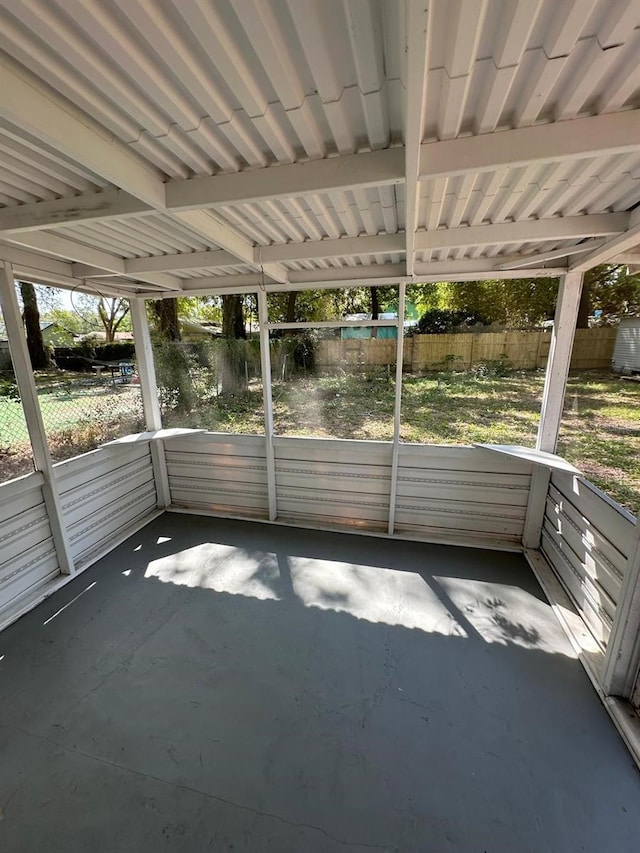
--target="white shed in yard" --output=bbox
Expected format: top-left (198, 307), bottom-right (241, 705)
top-left (1, 2), bottom-right (640, 850)
top-left (612, 316), bottom-right (640, 374)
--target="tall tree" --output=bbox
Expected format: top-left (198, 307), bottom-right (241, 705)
top-left (18, 281), bottom-right (49, 369)
top-left (97, 297), bottom-right (130, 343)
top-left (154, 298), bottom-right (181, 340)
top-left (222, 295), bottom-right (246, 339)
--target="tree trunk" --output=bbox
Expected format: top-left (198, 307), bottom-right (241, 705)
top-left (220, 296), bottom-right (246, 395)
top-left (370, 286), bottom-right (379, 338)
top-left (371, 286), bottom-right (380, 320)
top-left (576, 281), bottom-right (590, 329)
top-left (154, 299), bottom-right (181, 340)
top-left (222, 295), bottom-right (246, 339)
top-left (283, 291), bottom-right (298, 336)
top-left (19, 281), bottom-right (49, 369)
top-left (286, 291), bottom-right (297, 323)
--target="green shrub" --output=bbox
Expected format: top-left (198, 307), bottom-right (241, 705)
top-left (94, 342), bottom-right (136, 362)
top-left (408, 308), bottom-right (487, 335)
top-left (153, 341), bottom-right (196, 413)
top-left (0, 379), bottom-right (19, 400)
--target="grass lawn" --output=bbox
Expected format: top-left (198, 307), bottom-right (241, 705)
top-left (166, 368), bottom-right (639, 514)
top-left (0, 372), bottom-right (144, 481)
top-left (2, 368), bottom-right (639, 514)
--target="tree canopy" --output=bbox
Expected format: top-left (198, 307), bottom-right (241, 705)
top-left (408, 265), bottom-right (640, 329)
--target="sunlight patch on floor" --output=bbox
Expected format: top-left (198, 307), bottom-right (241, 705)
top-left (141, 542), bottom-right (568, 646)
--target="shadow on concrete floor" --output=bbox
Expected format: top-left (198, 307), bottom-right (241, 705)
top-left (0, 514), bottom-right (638, 852)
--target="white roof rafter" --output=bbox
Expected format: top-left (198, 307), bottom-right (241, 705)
top-left (494, 241), bottom-right (607, 270)
top-left (419, 110), bottom-right (640, 181)
top-left (570, 208), bottom-right (640, 272)
top-left (414, 214), bottom-right (627, 252)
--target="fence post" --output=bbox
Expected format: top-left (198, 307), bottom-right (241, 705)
top-left (0, 261), bottom-right (74, 573)
top-left (129, 297), bottom-right (170, 508)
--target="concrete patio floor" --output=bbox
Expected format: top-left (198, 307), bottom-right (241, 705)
top-left (0, 513), bottom-right (639, 852)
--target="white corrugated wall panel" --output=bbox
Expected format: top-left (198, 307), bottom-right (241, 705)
top-left (165, 432), bottom-right (268, 518)
top-left (393, 444), bottom-right (532, 546)
top-left (275, 436), bottom-right (392, 532)
top-left (0, 472), bottom-right (60, 616)
top-left (541, 469), bottom-right (636, 648)
top-left (163, 435), bottom-right (534, 546)
top-left (54, 443), bottom-right (157, 568)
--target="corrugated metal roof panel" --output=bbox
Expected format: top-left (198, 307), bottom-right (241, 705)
top-left (0, 0), bottom-right (638, 291)
top-left (423, 0), bottom-right (640, 141)
top-left (0, 0), bottom-right (399, 179)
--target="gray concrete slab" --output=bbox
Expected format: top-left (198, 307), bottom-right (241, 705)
top-left (0, 514), bottom-right (639, 852)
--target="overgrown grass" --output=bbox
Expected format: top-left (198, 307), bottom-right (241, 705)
top-left (166, 368), bottom-right (639, 513)
top-left (3, 368), bottom-right (639, 514)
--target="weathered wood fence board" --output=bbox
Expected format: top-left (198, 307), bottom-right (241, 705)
top-left (316, 328), bottom-right (617, 372)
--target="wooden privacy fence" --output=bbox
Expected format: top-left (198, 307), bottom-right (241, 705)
top-left (316, 327), bottom-right (618, 372)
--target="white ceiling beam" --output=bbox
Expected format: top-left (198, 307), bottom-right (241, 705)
top-left (0, 241), bottom-right (76, 279)
top-left (165, 148), bottom-right (404, 211)
top-left (0, 149), bottom-right (406, 235)
top-left (3, 231), bottom-right (182, 291)
top-left (5, 230), bottom-right (126, 273)
top-left (71, 264), bottom-right (118, 279)
top-left (570, 208), bottom-right (640, 272)
top-left (288, 263), bottom-right (407, 284)
top-left (254, 233), bottom-right (405, 263)
top-left (494, 239), bottom-right (606, 269)
top-left (0, 190), bottom-right (151, 234)
top-left (74, 252), bottom-right (243, 277)
top-left (125, 249), bottom-right (240, 274)
top-left (13, 269), bottom-right (134, 299)
top-left (176, 275), bottom-right (264, 295)
top-left (173, 209), bottom-right (287, 283)
top-left (86, 278), bottom-right (166, 293)
top-left (413, 259), bottom-right (567, 281)
top-left (0, 54), bottom-right (165, 208)
top-left (5, 210), bottom-right (285, 285)
top-left (608, 252), bottom-right (640, 264)
top-left (403, 1), bottom-right (430, 276)
top-left (415, 214), bottom-right (627, 252)
top-left (419, 109), bottom-right (640, 180)
top-left (143, 266), bottom-right (413, 299)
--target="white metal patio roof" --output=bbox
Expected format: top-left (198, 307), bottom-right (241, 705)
top-left (0, 0), bottom-right (640, 297)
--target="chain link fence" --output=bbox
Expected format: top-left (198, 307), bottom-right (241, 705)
top-left (0, 346), bottom-right (33, 483)
top-left (0, 348), bottom-right (144, 485)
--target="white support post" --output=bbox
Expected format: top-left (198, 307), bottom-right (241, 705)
top-left (536, 272), bottom-right (584, 454)
top-left (0, 261), bottom-right (74, 573)
top-left (601, 517), bottom-right (640, 697)
top-left (522, 466), bottom-right (552, 550)
top-left (258, 289), bottom-right (277, 521)
top-left (388, 283), bottom-right (406, 535)
top-left (524, 272), bottom-right (583, 549)
top-left (129, 297), bottom-right (170, 508)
